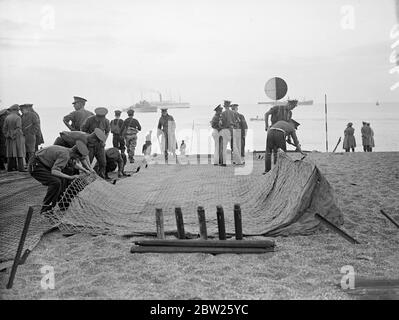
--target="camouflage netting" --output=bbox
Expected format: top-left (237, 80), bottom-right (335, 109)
top-left (45, 151), bottom-right (343, 237)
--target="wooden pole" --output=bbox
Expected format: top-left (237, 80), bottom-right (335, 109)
top-left (131, 246), bottom-right (274, 254)
top-left (216, 206), bottom-right (226, 240)
top-left (155, 208), bottom-right (165, 239)
top-left (380, 210), bottom-right (399, 229)
top-left (315, 213), bottom-right (360, 244)
top-left (197, 206), bottom-right (207, 240)
top-left (332, 137), bottom-right (342, 153)
top-left (7, 206), bottom-right (34, 289)
top-left (234, 204), bottom-right (243, 240)
top-left (134, 239), bottom-right (275, 248)
top-left (174, 207), bottom-right (185, 239)
top-left (325, 94), bottom-right (329, 152)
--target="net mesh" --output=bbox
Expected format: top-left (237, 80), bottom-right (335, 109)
top-left (44, 152), bottom-right (343, 237)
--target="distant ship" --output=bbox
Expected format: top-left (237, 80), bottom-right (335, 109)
top-left (151, 93), bottom-right (190, 109)
top-left (128, 100), bottom-right (158, 113)
top-left (250, 115), bottom-right (264, 122)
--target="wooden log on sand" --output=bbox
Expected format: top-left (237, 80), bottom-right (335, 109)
top-left (379, 210), bottom-right (399, 229)
top-left (197, 206), bottom-right (207, 240)
top-left (216, 206), bottom-right (226, 240)
top-left (134, 239), bottom-right (275, 248)
top-left (234, 204), bottom-right (243, 240)
top-left (155, 208), bottom-right (165, 239)
top-left (175, 207), bottom-right (185, 239)
top-left (130, 246), bottom-right (274, 254)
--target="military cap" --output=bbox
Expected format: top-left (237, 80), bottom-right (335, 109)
top-left (94, 107), bottom-right (108, 116)
top-left (72, 96), bottom-right (87, 104)
top-left (93, 128), bottom-right (107, 143)
top-left (160, 108), bottom-right (168, 111)
top-left (114, 110), bottom-right (122, 115)
top-left (19, 104), bottom-right (33, 109)
top-left (214, 104), bottom-right (222, 112)
top-left (223, 100), bottom-right (231, 107)
top-left (289, 119), bottom-right (301, 127)
top-left (75, 140), bottom-right (89, 156)
top-left (231, 104), bottom-right (239, 110)
top-left (127, 109), bottom-right (134, 115)
top-left (8, 104), bottom-right (20, 111)
top-left (107, 147), bottom-right (120, 159)
top-left (347, 122), bottom-right (353, 127)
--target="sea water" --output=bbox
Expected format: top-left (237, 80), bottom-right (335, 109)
top-left (35, 102), bottom-right (399, 153)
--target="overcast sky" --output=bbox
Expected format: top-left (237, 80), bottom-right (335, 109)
top-left (0, 0), bottom-right (398, 108)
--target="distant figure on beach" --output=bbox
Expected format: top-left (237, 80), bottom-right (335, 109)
top-left (142, 131), bottom-right (152, 156)
top-left (361, 121), bottom-right (374, 152)
top-left (180, 140), bottom-right (186, 156)
top-left (231, 104), bottom-right (248, 161)
top-left (81, 107), bottom-right (110, 178)
top-left (2, 104), bottom-right (26, 172)
top-left (264, 99), bottom-right (298, 131)
top-left (94, 147), bottom-right (130, 179)
top-left (63, 96), bottom-right (93, 131)
top-left (53, 128), bottom-right (106, 172)
top-left (211, 104), bottom-right (223, 165)
top-left (20, 104), bottom-right (40, 163)
top-left (122, 109), bottom-right (141, 163)
top-left (28, 141), bottom-right (90, 213)
top-left (0, 108), bottom-right (9, 171)
top-left (157, 108), bottom-right (177, 162)
top-left (264, 119), bottom-right (303, 174)
top-left (343, 122), bottom-right (356, 152)
top-left (220, 100), bottom-right (242, 166)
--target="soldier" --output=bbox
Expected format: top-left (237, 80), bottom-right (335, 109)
top-left (220, 100), bottom-right (241, 166)
top-left (0, 108), bottom-right (8, 171)
top-left (94, 147), bottom-right (130, 179)
top-left (110, 110), bottom-right (127, 165)
top-left (26, 104), bottom-right (44, 150)
top-left (122, 109), bottom-right (141, 163)
top-left (81, 107), bottom-right (110, 178)
top-left (53, 127), bottom-right (106, 172)
top-left (63, 96), bottom-right (94, 131)
top-left (211, 104), bottom-right (223, 165)
top-left (264, 99), bottom-right (298, 131)
top-left (2, 104), bottom-right (26, 172)
top-left (264, 119), bottom-right (303, 173)
top-left (20, 104), bottom-right (40, 163)
top-left (142, 130), bottom-right (152, 156)
top-left (157, 108), bottom-right (177, 162)
top-left (28, 141), bottom-right (90, 213)
top-left (231, 104), bottom-right (248, 161)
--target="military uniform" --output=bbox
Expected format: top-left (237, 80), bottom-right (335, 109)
top-left (80, 108), bottom-right (110, 178)
top-left (220, 102), bottom-right (241, 165)
top-left (20, 105), bottom-right (40, 162)
top-left (2, 105), bottom-right (26, 171)
top-left (0, 109), bottom-right (8, 170)
top-left (28, 142), bottom-right (89, 212)
top-left (94, 147), bottom-right (125, 178)
top-left (27, 105), bottom-right (44, 150)
top-left (211, 105), bottom-right (223, 165)
top-left (157, 110), bottom-right (176, 161)
top-left (123, 113), bottom-right (141, 163)
top-left (265, 120), bottom-right (301, 172)
top-left (63, 96), bottom-right (93, 131)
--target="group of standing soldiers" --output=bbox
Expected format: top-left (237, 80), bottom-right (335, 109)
top-left (0, 103), bottom-right (44, 172)
top-left (211, 100), bottom-right (248, 166)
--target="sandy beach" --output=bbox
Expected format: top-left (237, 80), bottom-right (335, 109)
top-left (1, 152), bottom-right (399, 300)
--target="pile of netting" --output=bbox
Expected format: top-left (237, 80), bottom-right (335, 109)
top-left (44, 151), bottom-right (343, 237)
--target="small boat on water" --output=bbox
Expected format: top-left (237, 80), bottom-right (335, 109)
top-left (250, 115), bottom-right (264, 122)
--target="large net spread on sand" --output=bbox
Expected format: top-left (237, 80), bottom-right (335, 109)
top-left (45, 151), bottom-right (343, 237)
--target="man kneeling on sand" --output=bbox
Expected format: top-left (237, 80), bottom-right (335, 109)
top-left (264, 119), bottom-right (303, 174)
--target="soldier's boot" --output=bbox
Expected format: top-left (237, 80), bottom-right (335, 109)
top-left (17, 157), bottom-right (27, 172)
top-left (7, 157), bottom-right (17, 171)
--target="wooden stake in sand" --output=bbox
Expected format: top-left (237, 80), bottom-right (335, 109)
top-left (155, 208), bottom-right (165, 239)
top-left (315, 213), bottom-right (360, 244)
top-left (175, 207), bottom-right (185, 239)
top-left (325, 94), bottom-right (329, 152)
top-left (234, 204), bottom-right (243, 240)
top-left (7, 206), bottom-right (34, 289)
top-left (216, 206), bottom-right (226, 240)
top-left (379, 210), bottom-right (399, 229)
top-left (197, 206), bottom-right (208, 240)
top-left (332, 137), bottom-right (342, 153)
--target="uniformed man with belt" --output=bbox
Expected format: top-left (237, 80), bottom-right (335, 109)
top-left (28, 140), bottom-right (90, 213)
top-left (220, 100), bottom-right (241, 166)
top-left (231, 104), bottom-right (248, 161)
top-left (264, 99), bottom-right (298, 131)
top-left (20, 104), bottom-right (40, 163)
top-left (94, 147), bottom-right (130, 179)
top-left (264, 119), bottom-right (303, 173)
top-left (63, 96), bottom-right (94, 131)
top-left (81, 107), bottom-right (110, 178)
top-left (53, 127), bottom-right (106, 173)
top-left (211, 104), bottom-right (223, 165)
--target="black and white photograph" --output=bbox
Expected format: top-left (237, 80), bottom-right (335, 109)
top-left (0, 0), bottom-right (399, 305)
